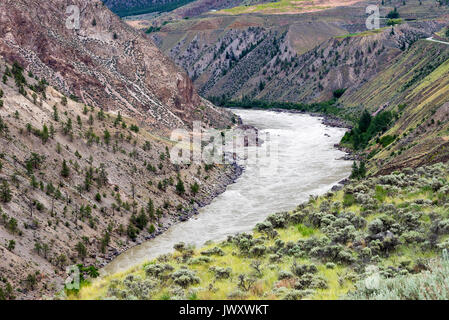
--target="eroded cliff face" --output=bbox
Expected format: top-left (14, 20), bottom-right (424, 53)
top-left (0, 0), bottom-right (233, 132)
top-left (154, 20), bottom-right (440, 103)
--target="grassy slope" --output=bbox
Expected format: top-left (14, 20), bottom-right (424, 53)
top-left (217, 0), bottom-right (359, 15)
top-left (73, 162), bottom-right (449, 300)
top-left (341, 39), bottom-right (449, 174)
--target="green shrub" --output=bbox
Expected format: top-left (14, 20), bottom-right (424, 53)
top-left (209, 266), bottom-right (232, 279)
top-left (379, 135), bottom-right (396, 148)
top-left (386, 7), bottom-right (399, 19)
top-left (333, 88), bottom-right (346, 99)
top-left (201, 247), bottom-right (225, 256)
top-left (346, 251), bottom-right (449, 300)
top-left (188, 256), bottom-right (212, 265)
top-left (144, 263), bottom-right (174, 278)
top-left (171, 269), bottom-right (200, 288)
top-left (343, 194), bottom-right (355, 207)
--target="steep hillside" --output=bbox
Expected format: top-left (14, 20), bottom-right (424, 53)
top-left (341, 38), bottom-right (449, 175)
top-left (162, 20), bottom-right (441, 103)
top-left (0, 0), bottom-right (239, 300)
top-left (0, 59), bottom-right (239, 300)
top-left (0, 0), bottom-right (233, 133)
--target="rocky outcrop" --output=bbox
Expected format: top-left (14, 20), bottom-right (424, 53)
top-left (0, 0), bottom-right (233, 133)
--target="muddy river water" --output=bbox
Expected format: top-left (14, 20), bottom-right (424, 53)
top-left (102, 109), bottom-right (352, 275)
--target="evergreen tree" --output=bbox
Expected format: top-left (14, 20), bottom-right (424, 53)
top-left (359, 110), bottom-right (372, 133)
top-left (0, 180), bottom-right (12, 203)
top-left (190, 182), bottom-right (199, 196)
top-left (176, 178), bottom-right (185, 195)
top-left (103, 129), bottom-right (111, 145)
top-left (359, 161), bottom-right (367, 179)
top-left (147, 198), bottom-right (155, 221)
top-left (350, 161), bottom-right (367, 180)
top-left (61, 160), bottom-right (70, 178)
top-left (41, 124), bottom-right (49, 144)
top-left (75, 241), bottom-right (87, 260)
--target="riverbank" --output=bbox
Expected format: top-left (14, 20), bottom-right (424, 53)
top-left (97, 161), bottom-right (244, 271)
top-left (95, 120), bottom-right (268, 271)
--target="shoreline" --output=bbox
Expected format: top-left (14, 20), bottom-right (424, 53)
top-left (97, 161), bottom-right (245, 271)
top-left (95, 123), bottom-right (253, 271)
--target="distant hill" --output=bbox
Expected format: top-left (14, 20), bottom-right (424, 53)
top-left (145, 0), bottom-right (448, 104)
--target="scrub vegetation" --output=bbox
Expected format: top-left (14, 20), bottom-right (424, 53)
top-left (72, 162), bottom-right (449, 300)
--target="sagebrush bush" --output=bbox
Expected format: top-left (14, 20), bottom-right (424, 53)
top-left (346, 251), bottom-right (449, 300)
top-left (171, 269), bottom-right (200, 288)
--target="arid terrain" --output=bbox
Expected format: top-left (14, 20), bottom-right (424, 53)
top-left (3, 0), bottom-right (449, 301)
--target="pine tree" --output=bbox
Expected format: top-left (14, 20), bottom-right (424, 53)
top-left (41, 124), bottom-right (49, 144)
top-left (350, 161), bottom-right (367, 180)
top-left (103, 129), bottom-right (111, 145)
top-left (75, 241), bottom-right (87, 260)
top-left (61, 160), bottom-right (70, 178)
top-left (147, 198), bottom-right (155, 221)
top-left (53, 105), bottom-right (59, 121)
top-left (359, 161), bottom-right (367, 179)
top-left (176, 178), bottom-right (185, 195)
top-left (350, 161), bottom-right (359, 179)
top-left (190, 182), bottom-right (199, 196)
top-left (359, 110), bottom-right (372, 133)
top-left (0, 180), bottom-right (12, 203)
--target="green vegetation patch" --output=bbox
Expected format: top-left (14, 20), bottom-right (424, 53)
top-left (341, 110), bottom-right (396, 150)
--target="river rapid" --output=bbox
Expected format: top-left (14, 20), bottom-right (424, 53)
top-left (102, 109), bottom-right (352, 275)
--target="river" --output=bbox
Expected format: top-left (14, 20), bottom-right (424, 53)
top-left (102, 109), bottom-right (352, 275)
